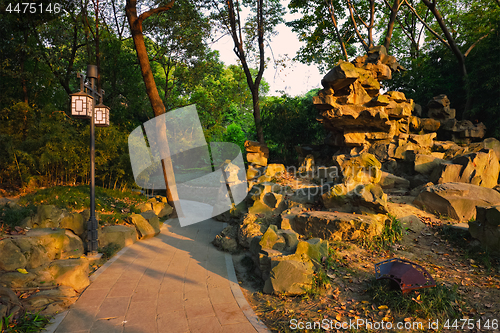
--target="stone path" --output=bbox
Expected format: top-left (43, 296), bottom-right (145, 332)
top-left (45, 219), bottom-right (270, 333)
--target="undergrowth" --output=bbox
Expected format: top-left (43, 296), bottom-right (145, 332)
top-left (1, 185), bottom-right (149, 228)
top-left (359, 214), bottom-right (403, 251)
top-left (1, 311), bottom-right (51, 333)
top-left (439, 224), bottom-right (500, 274)
top-left (367, 278), bottom-right (463, 320)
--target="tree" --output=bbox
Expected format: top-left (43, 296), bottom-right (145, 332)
top-left (209, 0), bottom-right (284, 144)
top-left (143, 0), bottom-right (211, 110)
top-left (125, 0), bottom-right (179, 207)
top-left (287, 0), bottom-right (402, 70)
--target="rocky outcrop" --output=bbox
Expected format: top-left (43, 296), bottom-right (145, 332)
top-left (431, 150), bottom-right (499, 188)
top-left (98, 225), bottom-right (138, 249)
top-left (20, 205), bottom-right (86, 238)
top-left (293, 211), bottom-right (384, 241)
top-left (249, 225), bottom-right (328, 295)
top-left (245, 140), bottom-right (269, 167)
top-left (413, 182), bottom-right (500, 221)
top-left (469, 205), bottom-right (500, 255)
top-left (126, 213), bottom-right (158, 239)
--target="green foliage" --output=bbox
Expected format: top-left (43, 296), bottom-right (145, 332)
top-left (261, 90), bottom-right (325, 164)
top-left (222, 123), bottom-right (247, 152)
top-left (359, 214), bottom-right (403, 251)
top-left (99, 243), bottom-right (122, 260)
top-left (0, 204), bottom-right (36, 229)
top-left (367, 279), bottom-right (462, 320)
top-left (1, 311), bottom-right (51, 333)
top-left (18, 185), bottom-right (146, 210)
top-left (440, 225), bottom-right (499, 274)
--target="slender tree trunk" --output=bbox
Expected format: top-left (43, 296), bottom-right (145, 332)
top-left (347, 0), bottom-right (369, 52)
top-left (383, 0), bottom-right (401, 50)
top-left (422, 0), bottom-right (471, 118)
top-left (325, 0), bottom-right (348, 60)
top-left (125, 0), bottom-right (182, 210)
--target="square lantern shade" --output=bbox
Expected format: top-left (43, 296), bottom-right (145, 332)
top-left (94, 104), bottom-right (110, 127)
top-left (70, 91), bottom-right (93, 118)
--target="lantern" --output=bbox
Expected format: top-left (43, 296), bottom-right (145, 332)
top-left (70, 91), bottom-right (93, 118)
top-left (94, 103), bottom-right (110, 127)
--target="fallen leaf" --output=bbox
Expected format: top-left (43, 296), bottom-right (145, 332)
top-left (17, 268), bottom-right (28, 274)
top-left (378, 305), bottom-right (388, 310)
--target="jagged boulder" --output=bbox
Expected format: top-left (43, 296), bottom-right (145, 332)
top-left (245, 140), bottom-right (269, 167)
top-left (262, 257), bottom-right (315, 295)
top-left (333, 153), bottom-right (382, 185)
top-left (98, 225), bottom-right (137, 249)
top-left (293, 211), bottom-right (383, 241)
top-left (413, 182), bottom-right (500, 221)
top-left (0, 239), bottom-right (27, 271)
top-left (427, 94), bottom-right (455, 120)
top-left (126, 214), bottom-right (157, 239)
top-left (379, 171), bottom-right (410, 190)
top-left (46, 259), bottom-right (89, 292)
top-left (469, 205), bottom-right (500, 255)
top-left (431, 150), bottom-right (499, 188)
top-left (20, 205), bottom-right (65, 229)
top-left (212, 224), bottom-right (239, 253)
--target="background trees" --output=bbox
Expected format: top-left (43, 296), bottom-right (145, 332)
top-left (0, 0), bottom-right (265, 191)
top-left (0, 0), bottom-right (498, 191)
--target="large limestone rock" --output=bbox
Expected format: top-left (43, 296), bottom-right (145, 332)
top-left (321, 61), bottom-right (359, 91)
top-left (212, 224), bottom-right (239, 253)
top-left (61, 230), bottom-right (84, 259)
top-left (245, 141), bottom-right (269, 167)
top-left (354, 183), bottom-right (388, 213)
top-left (20, 228), bottom-right (66, 262)
top-left (440, 119), bottom-right (487, 143)
top-left (293, 211), bottom-right (383, 241)
top-left (126, 213), bottom-right (157, 239)
top-left (333, 153), bottom-right (382, 185)
top-left (413, 182), bottom-right (500, 221)
top-left (0, 239), bottom-right (27, 271)
top-left (20, 205), bottom-right (65, 229)
top-left (0, 271), bottom-right (36, 288)
top-left (432, 150), bottom-right (499, 188)
top-left (469, 205), bottom-right (500, 255)
top-left (314, 47), bottom-right (410, 151)
top-left (248, 190), bottom-right (287, 217)
top-left (98, 225), bottom-right (137, 249)
top-left (263, 258), bottom-right (315, 296)
top-left (427, 94), bottom-right (455, 120)
top-left (140, 211), bottom-right (161, 234)
top-left (59, 212), bottom-right (85, 238)
top-left (238, 214), bottom-right (265, 248)
top-left (47, 259), bottom-right (90, 292)
top-left (379, 171), bottom-right (410, 190)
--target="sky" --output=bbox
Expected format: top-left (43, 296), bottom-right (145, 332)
top-left (210, 5), bottom-right (324, 97)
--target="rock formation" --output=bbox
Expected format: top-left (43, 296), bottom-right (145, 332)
top-left (212, 46), bottom-right (500, 295)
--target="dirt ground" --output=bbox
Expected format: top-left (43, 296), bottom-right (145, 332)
top-left (232, 195), bottom-right (500, 333)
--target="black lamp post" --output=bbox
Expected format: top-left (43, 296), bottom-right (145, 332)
top-left (70, 65), bottom-right (110, 256)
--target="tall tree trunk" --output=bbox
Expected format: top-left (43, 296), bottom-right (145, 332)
top-left (422, 0), bottom-right (471, 118)
top-left (125, 0), bottom-right (181, 209)
top-left (325, 0), bottom-right (348, 61)
top-left (226, 0), bottom-right (266, 144)
top-left (383, 0), bottom-right (401, 50)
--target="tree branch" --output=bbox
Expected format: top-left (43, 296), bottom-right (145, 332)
top-left (403, 0), bottom-right (449, 48)
top-left (347, 0), bottom-right (369, 52)
top-left (137, 0), bottom-right (175, 26)
top-left (464, 31), bottom-right (493, 57)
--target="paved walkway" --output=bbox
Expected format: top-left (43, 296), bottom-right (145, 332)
top-left (46, 219), bottom-right (270, 333)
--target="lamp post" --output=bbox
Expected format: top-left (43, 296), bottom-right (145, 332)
top-left (70, 65), bottom-right (110, 256)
